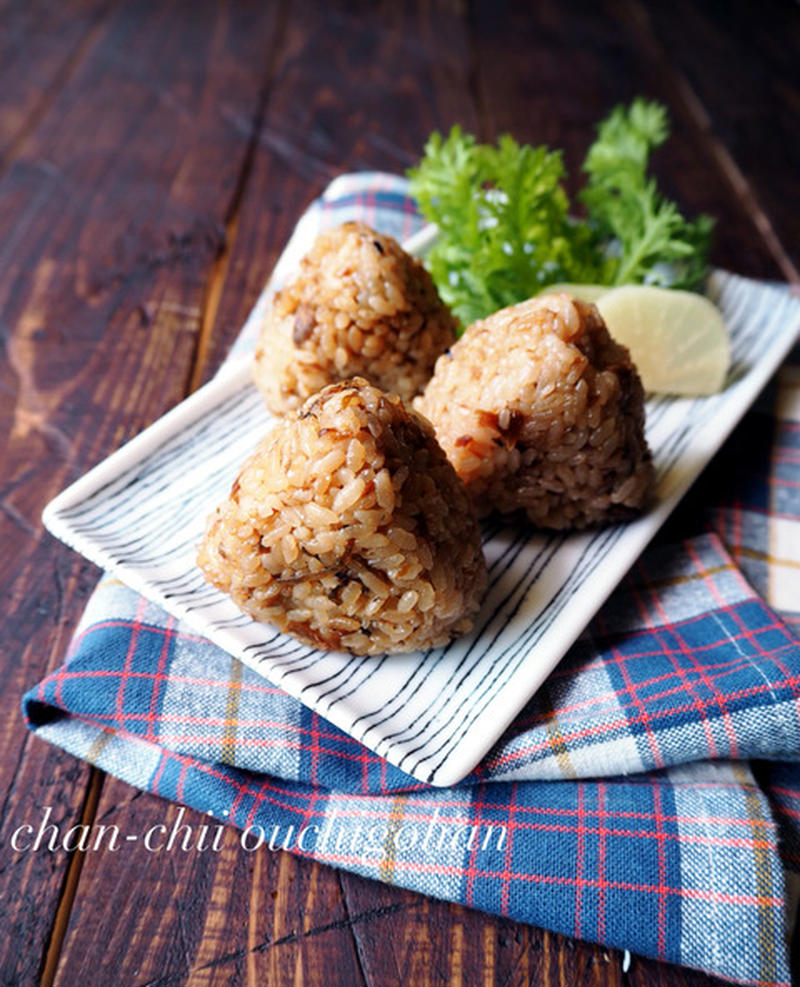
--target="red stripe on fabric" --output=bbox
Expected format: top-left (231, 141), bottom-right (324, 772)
top-left (766, 785), bottom-right (800, 800)
top-left (497, 822), bottom-right (774, 850)
top-left (630, 557), bottom-right (719, 758)
top-left (140, 732), bottom-right (387, 766)
top-left (310, 712), bottom-right (320, 788)
top-left (500, 782), bottom-right (518, 916)
top-left (299, 773), bottom-right (321, 852)
top-left (507, 647), bottom-right (794, 739)
top-left (150, 751), bottom-right (168, 798)
top-left (464, 783), bottom-right (486, 908)
top-left (243, 777), bottom-right (278, 830)
top-left (504, 651), bottom-right (779, 739)
top-left (228, 776), bottom-right (258, 828)
top-left (361, 735), bottom-right (370, 796)
top-left (54, 705), bottom-right (389, 758)
top-left (684, 541), bottom-right (754, 756)
top-left (146, 614), bottom-right (173, 743)
top-left (548, 614), bottom-right (787, 680)
top-left (596, 612), bottom-right (663, 768)
top-left (575, 782), bottom-right (585, 939)
top-left (113, 597), bottom-right (146, 720)
top-left (401, 195), bottom-right (418, 239)
top-left (597, 783), bottom-right (607, 942)
top-left (485, 674), bottom-right (800, 773)
top-left (653, 784), bottom-right (667, 960)
top-left (68, 618), bottom-right (219, 654)
top-left (53, 656), bottom-right (68, 709)
top-left (176, 761), bottom-right (188, 803)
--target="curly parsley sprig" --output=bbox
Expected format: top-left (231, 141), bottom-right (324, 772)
top-left (581, 99), bottom-right (713, 290)
top-left (407, 99), bottom-right (712, 326)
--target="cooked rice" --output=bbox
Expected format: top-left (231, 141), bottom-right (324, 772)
top-left (197, 378), bottom-right (487, 655)
top-left (414, 294), bottom-right (654, 529)
top-left (253, 222), bottom-right (457, 415)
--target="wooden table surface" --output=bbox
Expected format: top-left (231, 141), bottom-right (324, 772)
top-left (2, 1), bottom-right (798, 984)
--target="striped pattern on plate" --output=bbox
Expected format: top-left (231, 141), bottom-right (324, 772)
top-left (43, 269), bottom-right (800, 786)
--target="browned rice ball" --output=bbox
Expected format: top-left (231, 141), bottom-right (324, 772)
top-left (415, 294), bottom-right (655, 530)
top-left (197, 378), bottom-right (487, 655)
top-left (252, 222), bottom-right (458, 415)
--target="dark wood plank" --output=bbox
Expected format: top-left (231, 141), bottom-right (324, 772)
top-left (49, 791), bottom-right (366, 987)
top-left (0, 553), bottom-right (97, 987)
top-left (0, 1), bottom-right (282, 982)
top-left (339, 870), bottom-right (625, 987)
top-left (6, 1), bottom-right (797, 985)
top-left (0, 0), bottom-right (112, 167)
top-left (0, 25), bottom-right (127, 952)
top-left (632, 0), bottom-right (800, 282)
top-left (468, 0), bottom-right (782, 281)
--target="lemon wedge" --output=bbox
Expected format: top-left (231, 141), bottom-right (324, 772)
top-left (596, 285), bottom-right (731, 395)
top-left (539, 283), bottom-right (610, 304)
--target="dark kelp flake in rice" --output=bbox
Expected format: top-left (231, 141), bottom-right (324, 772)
top-left (253, 222), bottom-right (458, 415)
top-left (415, 294), bottom-right (655, 529)
top-left (197, 378), bottom-right (487, 656)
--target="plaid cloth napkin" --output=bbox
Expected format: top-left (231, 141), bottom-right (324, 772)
top-left (25, 174), bottom-right (800, 986)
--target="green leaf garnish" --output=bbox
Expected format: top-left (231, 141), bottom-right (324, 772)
top-left (407, 100), bottom-right (712, 326)
top-left (580, 98), bottom-right (713, 289)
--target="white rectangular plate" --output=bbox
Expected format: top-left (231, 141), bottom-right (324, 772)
top-left (43, 257), bottom-right (800, 786)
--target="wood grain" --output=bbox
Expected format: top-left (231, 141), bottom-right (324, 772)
top-left (0, 0), bottom-right (112, 168)
top-left (51, 794), bottom-right (366, 987)
top-left (0, 0), bottom-right (281, 982)
top-left (2, 1), bottom-right (798, 985)
top-left (468, 0), bottom-right (782, 281)
top-left (639, 0), bottom-right (800, 282)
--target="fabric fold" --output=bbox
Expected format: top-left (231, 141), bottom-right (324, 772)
top-left (24, 533), bottom-right (800, 795)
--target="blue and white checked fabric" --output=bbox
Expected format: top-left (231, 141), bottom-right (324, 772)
top-left (25, 174), bottom-right (800, 986)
